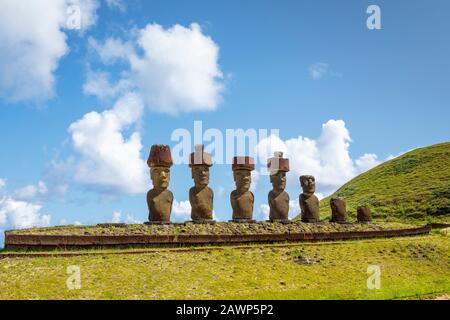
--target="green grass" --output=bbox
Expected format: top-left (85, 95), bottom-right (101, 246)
top-left (309, 142), bottom-right (450, 224)
top-left (1, 233), bottom-right (448, 300)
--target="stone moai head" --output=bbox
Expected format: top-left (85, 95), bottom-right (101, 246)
top-left (357, 205), bottom-right (372, 223)
top-left (146, 144), bottom-right (174, 224)
top-left (148, 144), bottom-right (173, 190)
top-left (268, 151), bottom-right (289, 192)
top-left (232, 156), bottom-right (254, 193)
top-left (300, 175), bottom-right (316, 194)
top-left (190, 144), bottom-right (212, 188)
top-left (330, 196), bottom-right (347, 223)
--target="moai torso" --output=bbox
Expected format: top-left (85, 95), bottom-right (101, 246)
top-left (330, 197), bottom-right (347, 223)
top-left (357, 206), bottom-right (372, 223)
top-left (268, 190), bottom-right (289, 221)
top-left (299, 193), bottom-right (320, 222)
top-left (231, 190), bottom-right (254, 220)
top-left (147, 189), bottom-right (173, 222)
top-left (189, 186), bottom-right (213, 221)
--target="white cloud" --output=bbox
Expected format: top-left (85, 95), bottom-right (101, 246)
top-left (258, 204), bottom-right (270, 221)
top-left (88, 23), bottom-right (224, 114)
top-left (0, 179), bottom-right (51, 230)
top-left (355, 153), bottom-right (380, 172)
top-left (83, 69), bottom-right (132, 100)
top-left (105, 0), bottom-right (126, 12)
top-left (0, 198), bottom-right (51, 229)
top-left (172, 199), bottom-right (191, 222)
top-left (14, 181), bottom-right (48, 201)
top-left (0, 0), bottom-right (98, 102)
top-left (69, 22), bottom-right (225, 193)
top-left (256, 119), bottom-right (381, 195)
top-left (289, 200), bottom-right (300, 219)
top-left (68, 92), bottom-right (148, 194)
top-left (112, 211), bottom-right (122, 223)
top-left (88, 37), bottom-right (133, 65)
top-left (308, 63), bottom-right (329, 80)
top-left (69, 0), bottom-right (99, 31)
top-left (250, 170), bottom-right (260, 193)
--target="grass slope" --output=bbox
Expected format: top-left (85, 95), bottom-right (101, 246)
top-left (0, 233), bottom-right (448, 299)
top-left (317, 142), bottom-right (450, 223)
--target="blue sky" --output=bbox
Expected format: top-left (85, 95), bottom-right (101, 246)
top-left (0, 0), bottom-right (449, 246)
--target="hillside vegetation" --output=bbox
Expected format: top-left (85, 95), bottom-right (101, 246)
top-left (318, 142), bottom-right (450, 223)
top-left (1, 234), bottom-right (448, 299)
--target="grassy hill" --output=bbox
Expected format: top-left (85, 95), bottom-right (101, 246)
top-left (1, 234), bottom-right (449, 299)
top-left (316, 142), bottom-right (450, 223)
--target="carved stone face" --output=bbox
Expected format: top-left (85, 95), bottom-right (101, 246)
top-left (192, 165), bottom-right (210, 188)
top-left (233, 169), bottom-right (251, 193)
top-left (270, 171), bottom-right (286, 192)
top-left (150, 166), bottom-right (170, 190)
top-left (300, 175), bottom-right (315, 194)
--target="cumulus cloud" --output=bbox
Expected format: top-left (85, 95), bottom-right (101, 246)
top-left (0, 199), bottom-right (51, 229)
top-left (88, 37), bottom-right (133, 65)
top-left (0, 179), bottom-right (51, 230)
top-left (355, 153), bottom-right (380, 173)
top-left (172, 199), bottom-right (191, 222)
top-left (255, 119), bottom-right (381, 195)
top-left (14, 181), bottom-right (48, 201)
top-left (83, 69), bottom-right (132, 100)
top-left (105, 0), bottom-right (126, 12)
top-left (69, 22), bottom-right (225, 194)
top-left (87, 23), bottom-right (224, 114)
top-left (68, 92), bottom-right (148, 194)
top-left (0, 0), bottom-right (98, 102)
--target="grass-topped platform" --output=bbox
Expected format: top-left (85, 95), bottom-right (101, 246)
top-left (4, 221), bottom-right (430, 250)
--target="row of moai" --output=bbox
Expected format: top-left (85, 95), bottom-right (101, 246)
top-left (146, 144), bottom-right (372, 224)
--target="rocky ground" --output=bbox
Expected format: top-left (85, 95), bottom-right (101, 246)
top-left (7, 221), bottom-right (416, 236)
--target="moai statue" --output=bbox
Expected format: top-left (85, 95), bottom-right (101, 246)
top-left (329, 196), bottom-right (348, 223)
top-left (267, 152), bottom-right (290, 223)
top-left (146, 144), bottom-right (173, 224)
top-left (230, 156), bottom-right (255, 222)
top-left (299, 175), bottom-right (321, 223)
top-left (357, 205), bottom-right (372, 223)
top-left (189, 144), bottom-right (214, 223)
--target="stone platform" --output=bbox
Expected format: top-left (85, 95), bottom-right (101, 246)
top-left (3, 222), bottom-right (431, 250)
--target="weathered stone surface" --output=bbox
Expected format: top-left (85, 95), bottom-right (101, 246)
top-left (189, 145), bottom-right (214, 222)
top-left (147, 144), bottom-right (173, 168)
top-left (330, 197), bottom-right (348, 223)
top-left (357, 205), bottom-right (372, 223)
top-left (299, 175), bottom-right (320, 223)
top-left (267, 152), bottom-right (290, 222)
top-left (231, 156), bottom-right (255, 222)
top-left (147, 145), bottom-right (173, 223)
